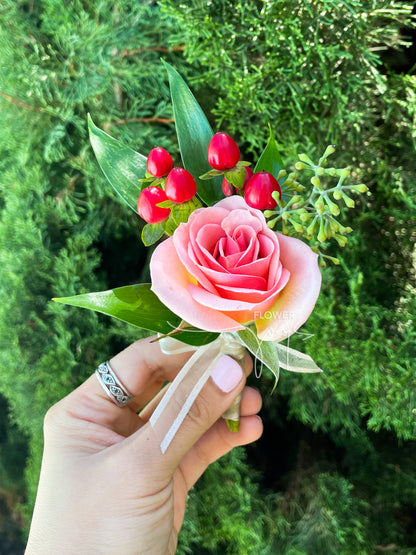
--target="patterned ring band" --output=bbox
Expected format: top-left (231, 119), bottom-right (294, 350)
top-left (95, 361), bottom-right (134, 407)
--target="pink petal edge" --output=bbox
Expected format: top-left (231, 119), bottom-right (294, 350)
top-left (256, 233), bottom-right (322, 342)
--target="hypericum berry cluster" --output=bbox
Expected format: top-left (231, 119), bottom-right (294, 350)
top-left (203, 132), bottom-right (282, 210)
top-left (137, 147), bottom-right (197, 224)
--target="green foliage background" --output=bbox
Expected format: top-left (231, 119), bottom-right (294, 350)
top-left (0, 1), bottom-right (415, 553)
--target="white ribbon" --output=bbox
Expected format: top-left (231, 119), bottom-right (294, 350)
top-left (149, 333), bottom-right (245, 454)
top-left (149, 331), bottom-right (322, 453)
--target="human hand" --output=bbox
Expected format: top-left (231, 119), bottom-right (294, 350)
top-left (25, 336), bottom-right (263, 554)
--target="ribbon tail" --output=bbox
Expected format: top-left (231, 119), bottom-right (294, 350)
top-left (149, 342), bottom-right (212, 428)
top-left (159, 355), bottom-right (221, 453)
top-left (151, 333), bottom-right (247, 453)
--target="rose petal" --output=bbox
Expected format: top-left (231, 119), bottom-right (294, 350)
top-left (150, 238), bottom-right (243, 332)
top-left (256, 233), bottom-right (321, 342)
top-left (235, 233), bottom-right (259, 267)
top-left (216, 267), bottom-right (288, 302)
top-left (197, 265), bottom-right (268, 290)
top-left (188, 267), bottom-right (290, 325)
top-left (189, 206), bottom-right (229, 258)
top-left (173, 223), bottom-right (218, 294)
top-left (221, 208), bottom-right (264, 236)
top-left (188, 283), bottom-right (259, 311)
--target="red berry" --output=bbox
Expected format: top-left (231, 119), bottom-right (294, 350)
top-left (222, 166), bottom-right (254, 197)
top-left (244, 171), bottom-right (282, 210)
top-left (146, 147), bottom-right (173, 177)
top-left (222, 179), bottom-right (235, 197)
top-left (164, 167), bottom-right (197, 203)
top-left (207, 132), bottom-right (240, 170)
top-left (137, 186), bottom-right (170, 224)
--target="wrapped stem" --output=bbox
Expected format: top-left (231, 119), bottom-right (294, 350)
top-left (222, 348), bottom-right (246, 432)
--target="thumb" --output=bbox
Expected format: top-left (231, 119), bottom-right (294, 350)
top-left (146, 353), bottom-right (245, 469)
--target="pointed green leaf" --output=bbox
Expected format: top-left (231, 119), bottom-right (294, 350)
top-left (254, 125), bottom-right (284, 178)
top-left (234, 327), bottom-right (280, 388)
top-left (53, 284), bottom-right (218, 347)
top-left (163, 61), bottom-right (222, 206)
top-left (88, 114), bottom-right (146, 213)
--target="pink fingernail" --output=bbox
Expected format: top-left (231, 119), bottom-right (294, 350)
top-left (211, 355), bottom-right (243, 393)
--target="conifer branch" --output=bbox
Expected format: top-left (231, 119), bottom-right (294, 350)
top-left (110, 117), bottom-right (175, 127)
top-left (0, 91), bottom-right (43, 112)
top-left (118, 46), bottom-right (186, 57)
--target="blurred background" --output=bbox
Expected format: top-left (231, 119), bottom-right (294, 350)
top-left (0, 1), bottom-right (415, 553)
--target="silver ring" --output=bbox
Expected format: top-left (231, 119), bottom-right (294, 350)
top-left (95, 361), bottom-right (134, 407)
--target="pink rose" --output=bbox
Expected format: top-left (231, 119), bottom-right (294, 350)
top-left (150, 196), bottom-right (321, 341)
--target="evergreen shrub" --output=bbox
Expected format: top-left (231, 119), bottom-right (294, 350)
top-left (0, 0), bottom-right (415, 552)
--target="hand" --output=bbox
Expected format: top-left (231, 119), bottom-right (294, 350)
top-left (25, 336), bottom-right (263, 554)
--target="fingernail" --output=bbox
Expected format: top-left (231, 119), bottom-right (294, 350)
top-left (211, 355), bottom-right (243, 393)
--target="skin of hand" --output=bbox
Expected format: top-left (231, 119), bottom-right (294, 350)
top-left (25, 336), bottom-right (263, 555)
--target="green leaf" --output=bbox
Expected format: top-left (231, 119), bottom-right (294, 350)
top-left (53, 284), bottom-right (218, 347)
top-left (235, 327), bottom-right (280, 388)
top-left (224, 166), bottom-right (246, 189)
top-left (254, 125), bottom-right (284, 178)
top-left (88, 114), bottom-right (146, 213)
top-left (156, 200), bottom-right (176, 209)
top-left (171, 196), bottom-right (203, 225)
top-left (163, 61), bottom-right (222, 206)
top-left (142, 222), bottom-right (165, 246)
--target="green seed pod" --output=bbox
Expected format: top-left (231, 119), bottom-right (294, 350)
top-left (317, 219), bottom-right (327, 243)
top-left (317, 167), bottom-right (325, 176)
top-left (300, 212), bottom-right (311, 222)
top-left (306, 216), bottom-right (318, 236)
top-left (329, 218), bottom-right (339, 232)
top-left (326, 167), bottom-right (338, 177)
top-left (315, 197), bottom-right (325, 214)
top-left (295, 161), bottom-right (306, 170)
top-left (323, 145), bottom-right (336, 158)
top-left (289, 217), bottom-right (304, 233)
top-left (342, 193), bottom-right (355, 208)
top-left (299, 153), bottom-right (314, 165)
top-left (333, 189), bottom-right (342, 200)
top-left (324, 219), bottom-right (333, 239)
top-left (325, 255), bottom-right (340, 265)
top-left (282, 211), bottom-right (290, 221)
top-left (311, 176), bottom-right (321, 187)
top-left (267, 217), bottom-right (279, 229)
top-left (334, 233), bottom-right (348, 247)
top-left (328, 201), bottom-right (340, 216)
top-left (350, 184), bottom-right (369, 193)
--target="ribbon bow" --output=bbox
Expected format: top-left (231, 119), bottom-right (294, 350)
top-left (150, 332), bottom-right (322, 453)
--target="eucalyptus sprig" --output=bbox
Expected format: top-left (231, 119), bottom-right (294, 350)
top-left (265, 145), bottom-right (369, 264)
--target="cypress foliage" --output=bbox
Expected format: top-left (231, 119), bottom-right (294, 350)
top-left (1, 1), bottom-right (416, 553)
top-left (0, 0), bottom-right (183, 541)
top-left (161, 0), bottom-right (416, 552)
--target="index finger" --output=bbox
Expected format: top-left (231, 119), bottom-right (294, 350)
top-left (60, 336), bottom-right (193, 434)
